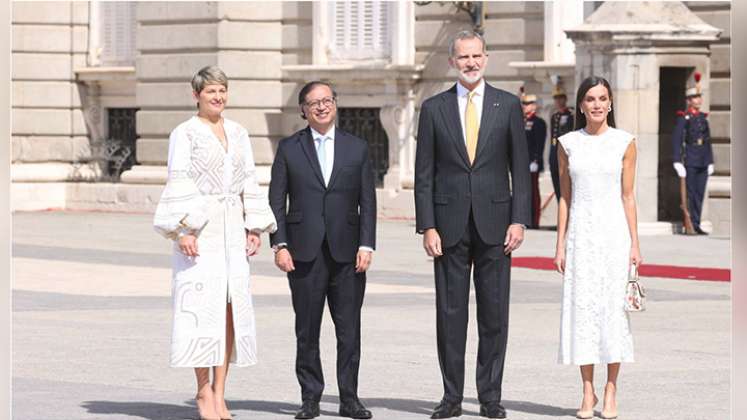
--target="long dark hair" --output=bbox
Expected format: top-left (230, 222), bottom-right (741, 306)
top-left (574, 76), bottom-right (616, 130)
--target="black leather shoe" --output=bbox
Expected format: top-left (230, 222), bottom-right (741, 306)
top-left (339, 399), bottom-right (373, 419)
top-left (430, 400), bottom-right (462, 419)
top-left (479, 401), bottom-right (506, 419)
top-left (295, 400), bottom-right (320, 419)
top-left (695, 226), bottom-right (708, 235)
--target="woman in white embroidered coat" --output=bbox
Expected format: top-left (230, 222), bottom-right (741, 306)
top-left (154, 66), bottom-right (277, 420)
top-left (553, 76), bottom-right (642, 420)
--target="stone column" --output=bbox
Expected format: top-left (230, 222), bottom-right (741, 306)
top-left (543, 0), bottom-right (583, 64)
top-left (123, 2), bottom-right (283, 185)
top-left (11, 1), bottom-right (92, 209)
top-left (565, 1), bottom-right (720, 235)
top-left (11, 1), bottom-right (90, 168)
top-left (380, 87), bottom-right (416, 191)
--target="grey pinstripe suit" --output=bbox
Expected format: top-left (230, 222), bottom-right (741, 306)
top-left (414, 82), bottom-right (531, 404)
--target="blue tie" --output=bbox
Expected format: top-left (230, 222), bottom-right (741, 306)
top-left (316, 136), bottom-right (328, 185)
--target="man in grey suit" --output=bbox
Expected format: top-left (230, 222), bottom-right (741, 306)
top-left (414, 30), bottom-right (531, 420)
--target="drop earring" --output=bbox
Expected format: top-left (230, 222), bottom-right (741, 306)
top-left (580, 109), bottom-right (584, 114)
top-left (608, 106), bottom-right (612, 112)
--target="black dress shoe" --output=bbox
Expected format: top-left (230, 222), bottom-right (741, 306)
top-left (295, 400), bottom-right (320, 419)
top-left (479, 401), bottom-right (506, 419)
top-left (695, 226), bottom-right (709, 235)
top-left (430, 400), bottom-right (462, 419)
top-left (339, 399), bottom-right (373, 419)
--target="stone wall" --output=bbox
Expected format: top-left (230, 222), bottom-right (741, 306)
top-left (279, 2), bottom-right (313, 136)
top-left (11, 2), bottom-right (90, 166)
top-left (413, 2), bottom-right (544, 104)
top-left (687, 1), bottom-right (731, 236)
top-left (134, 2), bottom-right (285, 168)
top-left (687, 1), bottom-right (731, 175)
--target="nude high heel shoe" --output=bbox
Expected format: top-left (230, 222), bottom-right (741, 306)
top-left (576, 395), bottom-right (598, 419)
top-left (600, 410), bottom-right (618, 419)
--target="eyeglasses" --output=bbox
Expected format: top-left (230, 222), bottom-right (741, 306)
top-left (304, 96), bottom-right (336, 110)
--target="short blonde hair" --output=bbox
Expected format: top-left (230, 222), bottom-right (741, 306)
top-left (191, 65), bottom-right (228, 93)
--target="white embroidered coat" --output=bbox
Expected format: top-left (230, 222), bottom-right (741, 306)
top-left (154, 116), bottom-right (277, 368)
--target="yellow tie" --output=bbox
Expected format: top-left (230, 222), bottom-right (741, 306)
top-left (465, 91), bottom-right (479, 164)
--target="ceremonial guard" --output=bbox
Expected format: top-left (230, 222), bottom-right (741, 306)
top-left (672, 72), bottom-right (714, 235)
top-left (521, 91), bottom-right (546, 229)
top-left (549, 83), bottom-right (574, 202)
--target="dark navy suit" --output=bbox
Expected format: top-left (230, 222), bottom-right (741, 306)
top-left (672, 109), bottom-right (714, 231)
top-left (549, 108), bottom-right (574, 202)
top-left (269, 126), bottom-right (376, 404)
top-left (524, 113), bottom-right (546, 228)
top-left (415, 83), bottom-right (531, 405)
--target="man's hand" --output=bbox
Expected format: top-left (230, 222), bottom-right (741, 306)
top-left (246, 231), bottom-right (261, 256)
top-left (355, 250), bottom-right (373, 273)
top-left (708, 164), bottom-right (714, 176)
top-left (178, 234), bottom-right (199, 257)
top-left (275, 248), bottom-right (295, 272)
top-left (673, 162), bottom-right (686, 178)
top-left (503, 224), bottom-right (525, 255)
top-left (423, 228), bottom-right (443, 257)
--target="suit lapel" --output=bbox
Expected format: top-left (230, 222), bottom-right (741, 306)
top-left (475, 85), bottom-right (499, 163)
top-left (440, 86), bottom-right (471, 168)
top-left (326, 129), bottom-right (346, 190)
top-left (298, 127), bottom-right (326, 187)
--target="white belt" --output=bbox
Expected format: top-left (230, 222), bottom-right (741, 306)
top-left (210, 193), bottom-right (241, 206)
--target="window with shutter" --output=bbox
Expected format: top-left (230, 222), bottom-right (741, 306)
top-left (99, 2), bottom-right (137, 66)
top-left (329, 1), bottom-right (391, 62)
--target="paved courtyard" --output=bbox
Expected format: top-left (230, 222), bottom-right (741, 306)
top-left (12, 211), bottom-right (730, 420)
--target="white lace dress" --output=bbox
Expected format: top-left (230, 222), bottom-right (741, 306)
top-left (558, 127), bottom-right (635, 365)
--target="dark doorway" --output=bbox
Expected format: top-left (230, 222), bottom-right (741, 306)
top-left (106, 108), bottom-right (138, 180)
top-left (337, 108), bottom-right (389, 187)
top-left (658, 67), bottom-right (691, 222)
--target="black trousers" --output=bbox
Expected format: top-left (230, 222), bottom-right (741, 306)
top-left (288, 240), bottom-right (366, 404)
top-left (550, 155), bottom-right (561, 202)
top-left (685, 165), bottom-right (709, 229)
top-left (434, 214), bottom-right (512, 404)
top-left (530, 172), bottom-right (541, 228)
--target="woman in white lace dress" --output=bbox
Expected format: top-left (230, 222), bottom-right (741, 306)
top-left (153, 66), bottom-right (277, 420)
top-left (553, 76), bottom-right (642, 420)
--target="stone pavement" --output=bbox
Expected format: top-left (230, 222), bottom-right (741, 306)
top-left (12, 211), bottom-right (730, 420)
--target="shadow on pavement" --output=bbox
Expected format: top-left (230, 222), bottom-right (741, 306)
top-left (82, 396), bottom-right (575, 419)
top-left (81, 401), bottom-right (196, 420)
top-left (327, 395), bottom-right (575, 418)
top-left (81, 399), bottom-right (330, 419)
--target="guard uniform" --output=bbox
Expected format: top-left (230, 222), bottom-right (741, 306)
top-left (524, 110), bottom-right (546, 229)
top-left (672, 107), bottom-right (714, 233)
top-left (549, 107), bottom-right (574, 202)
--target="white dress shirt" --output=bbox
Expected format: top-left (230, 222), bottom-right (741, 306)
top-left (456, 79), bottom-right (485, 143)
top-left (275, 125), bottom-right (373, 254)
top-left (454, 79), bottom-right (526, 231)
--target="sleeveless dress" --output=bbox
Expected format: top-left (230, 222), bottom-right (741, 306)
top-left (558, 127), bottom-right (635, 365)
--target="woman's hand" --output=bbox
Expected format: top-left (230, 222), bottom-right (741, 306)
top-left (246, 231), bottom-right (261, 257)
top-left (178, 234), bottom-right (199, 257)
top-left (630, 245), bottom-right (643, 267)
top-left (554, 247), bottom-right (566, 275)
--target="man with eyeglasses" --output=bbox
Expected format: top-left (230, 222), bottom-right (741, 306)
top-left (269, 81), bottom-right (377, 419)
